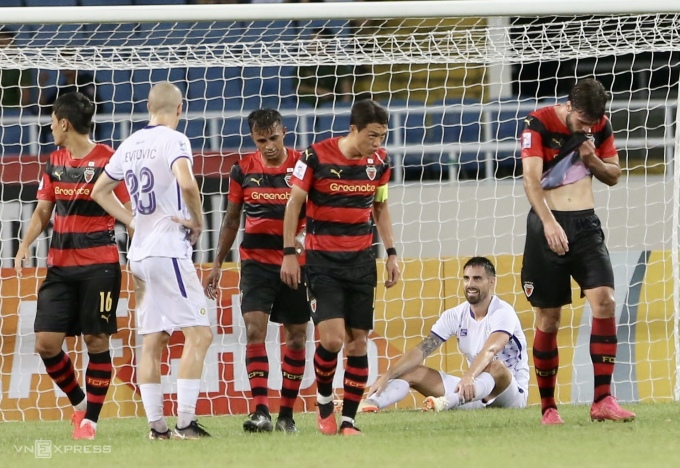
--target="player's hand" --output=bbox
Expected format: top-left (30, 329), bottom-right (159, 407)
top-left (543, 219), bottom-right (569, 256)
top-left (172, 216), bottom-right (202, 245)
top-left (455, 375), bottom-right (476, 404)
top-left (280, 255), bottom-right (301, 289)
top-left (367, 374), bottom-right (390, 398)
top-left (204, 264), bottom-right (221, 300)
top-left (579, 138), bottom-right (598, 168)
top-left (385, 256), bottom-right (401, 288)
top-left (14, 244), bottom-right (29, 278)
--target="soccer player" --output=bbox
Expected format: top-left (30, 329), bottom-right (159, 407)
top-left (203, 109), bottom-right (309, 433)
top-left (92, 82), bottom-right (213, 440)
top-left (14, 92), bottom-right (130, 440)
top-left (281, 99), bottom-right (401, 436)
top-left (360, 257), bottom-right (529, 413)
top-left (520, 78), bottom-right (635, 424)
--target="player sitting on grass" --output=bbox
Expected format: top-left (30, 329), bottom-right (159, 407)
top-left (360, 257), bottom-right (529, 413)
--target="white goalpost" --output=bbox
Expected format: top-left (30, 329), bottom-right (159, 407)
top-left (0, 0), bottom-right (678, 421)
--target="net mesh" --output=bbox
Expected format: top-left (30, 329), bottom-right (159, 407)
top-left (0, 12), bottom-right (676, 421)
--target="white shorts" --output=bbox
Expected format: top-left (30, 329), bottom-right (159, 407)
top-left (129, 257), bottom-right (210, 335)
top-left (439, 371), bottom-right (528, 409)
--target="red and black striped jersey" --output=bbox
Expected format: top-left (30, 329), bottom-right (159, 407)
top-left (520, 105), bottom-right (617, 189)
top-left (291, 137), bottom-right (391, 266)
top-left (228, 147), bottom-right (305, 267)
top-left (37, 144), bottom-right (130, 268)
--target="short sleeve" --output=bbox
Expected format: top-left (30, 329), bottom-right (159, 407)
top-left (291, 147), bottom-right (316, 192)
top-left (227, 162), bottom-right (245, 205)
top-left (488, 306), bottom-right (517, 337)
top-left (520, 113), bottom-right (545, 159)
top-left (430, 307), bottom-right (461, 342)
top-left (36, 161), bottom-right (55, 203)
top-left (596, 118), bottom-right (617, 159)
top-left (104, 147), bottom-right (124, 181)
top-left (166, 132), bottom-right (193, 169)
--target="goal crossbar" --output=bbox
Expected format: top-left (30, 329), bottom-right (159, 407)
top-left (4, 0), bottom-right (680, 25)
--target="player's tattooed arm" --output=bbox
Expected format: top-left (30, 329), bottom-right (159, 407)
top-left (381, 332), bottom-right (445, 381)
top-left (417, 333), bottom-right (444, 359)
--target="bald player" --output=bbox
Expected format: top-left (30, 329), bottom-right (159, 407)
top-left (92, 82), bottom-right (213, 440)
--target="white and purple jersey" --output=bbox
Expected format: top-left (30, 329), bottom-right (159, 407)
top-left (430, 296), bottom-right (530, 392)
top-left (105, 125), bottom-right (194, 261)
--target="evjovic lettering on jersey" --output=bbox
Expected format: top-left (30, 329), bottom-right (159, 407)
top-left (430, 296), bottom-right (530, 391)
top-left (104, 125), bottom-right (194, 261)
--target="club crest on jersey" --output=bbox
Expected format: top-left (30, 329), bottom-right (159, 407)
top-left (83, 167), bottom-right (96, 183)
top-left (523, 282), bottom-right (534, 297)
top-left (285, 168), bottom-right (294, 187)
top-left (460, 328), bottom-right (468, 337)
top-left (310, 298), bottom-right (317, 313)
top-left (366, 164), bottom-right (377, 181)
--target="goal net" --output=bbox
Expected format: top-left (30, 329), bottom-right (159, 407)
top-left (0, 1), bottom-right (677, 421)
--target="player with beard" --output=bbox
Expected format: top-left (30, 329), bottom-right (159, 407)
top-left (520, 78), bottom-right (635, 425)
top-left (358, 257), bottom-right (529, 412)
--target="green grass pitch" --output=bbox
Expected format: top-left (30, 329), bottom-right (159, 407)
top-left (2, 403), bottom-right (680, 468)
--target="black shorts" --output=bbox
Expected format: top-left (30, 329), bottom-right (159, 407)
top-left (305, 263), bottom-right (377, 330)
top-left (35, 263), bottom-right (121, 336)
top-left (521, 209), bottom-right (614, 308)
top-left (239, 261), bottom-right (310, 325)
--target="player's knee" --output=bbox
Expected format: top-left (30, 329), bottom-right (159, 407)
top-left (244, 312), bottom-right (268, 344)
top-left (345, 335), bottom-right (368, 356)
top-left (186, 326), bottom-right (213, 350)
top-left (35, 339), bottom-right (61, 359)
top-left (83, 333), bottom-right (109, 354)
top-left (591, 295), bottom-right (616, 317)
top-left (485, 361), bottom-right (510, 387)
top-left (34, 332), bottom-right (64, 358)
top-left (536, 308), bottom-right (561, 333)
top-left (245, 325), bottom-right (267, 344)
top-left (197, 327), bottom-right (214, 349)
top-left (485, 360), bottom-right (505, 374)
top-left (285, 330), bottom-right (307, 351)
top-left (321, 336), bottom-right (344, 353)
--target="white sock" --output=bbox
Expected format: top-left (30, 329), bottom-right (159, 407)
top-left (341, 416), bottom-right (354, 426)
top-left (177, 379), bottom-right (201, 429)
top-left (74, 397), bottom-right (87, 412)
top-left (440, 392), bottom-right (460, 410)
top-left (473, 372), bottom-right (495, 402)
top-left (317, 392), bottom-right (333, 405)
top-left (444, 372), bottom-right (495, 409)
top-left (366, 379), bottom-right (410, 409)
top-left (139, 383), bottom-right (165, 428)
